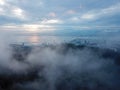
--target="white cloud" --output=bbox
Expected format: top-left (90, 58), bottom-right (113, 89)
top-left (41, 19), bottom-right (63, 24)
top-left (66, 3), bottom-right (120, 24)
top-left (11, 7), bottom-right (27, 20)
top-left (80, 3), bottom-right (120, 20)
top-left (0, 0), bottom-right (28, 21)
top-left (81, 14), bottom-right (95, 20)
top-left (101, 3), bottom-right (120, 14)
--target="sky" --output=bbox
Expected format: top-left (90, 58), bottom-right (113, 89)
top-left (0, 0), bottom-right (120, 36)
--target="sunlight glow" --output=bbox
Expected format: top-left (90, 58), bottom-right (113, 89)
top-left (29, 35), bottom-right (39, 43)
top-left (0, 0), bottom-right (5, 5)
top-left (23, 24), bottom-right (56, 32)
top-left (0, 24), bottom-right (56, 32)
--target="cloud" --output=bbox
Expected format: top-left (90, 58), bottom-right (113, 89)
top-left (70, 17), bottom-right (80, 22)
top-left (63, 2), bottom-right (120, 27)
top-left (80, 3), bottom-right (120, 20)
top-left (48, 12), bottom-right (57, 17)
top-left (0, 0), bottom-right (119, 28)
top-left (11, 7), bottom-right (27, 20)
top-left (41, 19), bottom-right (63, 24)
top-left (81, 14), bottom-right (95, 20)
top-left (0, 23), bottom-right (57, 33)
top-left (0, 0), bottom-right (28, 23)
top-left (66, 10), bottom-right (76, 15)
top-left (0, 35), bottom-right (119, 90)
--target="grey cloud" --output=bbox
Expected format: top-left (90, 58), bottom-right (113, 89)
top-left (0, 0), bottom-right (119, 33)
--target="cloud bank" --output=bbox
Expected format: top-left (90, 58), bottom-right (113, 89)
top-left (0, 33), bottom-right (119, 90)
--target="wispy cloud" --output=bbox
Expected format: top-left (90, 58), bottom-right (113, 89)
top-left (0, 0), bottom-right (28, 22)
top-left (0, 0), bottom-right (119, 30)
top-left (11, 7), bottom-right (27, 20)
top-left (80, 3), bottom-right (120, 20)
top-left (41, 19), bottom-right (63, 24)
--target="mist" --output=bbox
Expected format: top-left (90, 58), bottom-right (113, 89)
top-left (0, 33), bottom-right (120, 90)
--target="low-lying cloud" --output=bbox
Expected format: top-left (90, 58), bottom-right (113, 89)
top-left (0, 34), bottom-right (119, 90)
